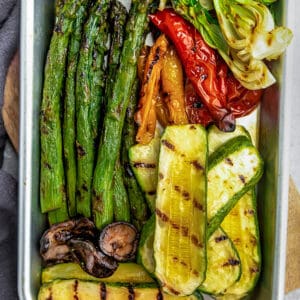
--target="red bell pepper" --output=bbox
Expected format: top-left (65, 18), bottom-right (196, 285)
top-left (149, 8), bottom-right (235, 132)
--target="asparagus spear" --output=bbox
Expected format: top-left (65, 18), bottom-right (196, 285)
top-left (76, 0), bottom-right (110, 218)
top-left (92, 0), bottom-right (154, 229)
top-left (63, 3), bottom-right (89, 218)
top-left (106, 1), bottom-right (131, 222)
top-left (40, 0), bottom-right (88, 223)
top-left (122, 81), bottom-right (149, 230)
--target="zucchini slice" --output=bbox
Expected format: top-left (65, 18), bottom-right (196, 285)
top-left (198, 228), bottom-right (241, 295)
top-left (220, 190), bottom-right (261, 298)
top-left (129, 132), bottom-right (160, 212)
top-left (38, 280), bottom-right (204, 299)
top-left (208, 125), bottom-right (251, 156)
top-left (207, 136), bottom-right (263, 236)
top-left (154, 125), bottom-right (207, 296)
top-left (137, 214), bottom-right (155, 274)
top-left (42, 262), bottom-right (154, 284)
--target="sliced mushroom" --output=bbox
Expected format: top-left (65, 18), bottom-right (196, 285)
top-left (99, 222), bottom-right (139, 262)
top-left (40, 218), bottom-right (96, 264)
top-left (68, 239), bottom-right (118, 278)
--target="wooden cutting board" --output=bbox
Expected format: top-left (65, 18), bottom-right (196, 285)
top-left (2, 52), bottom-right (300, 294)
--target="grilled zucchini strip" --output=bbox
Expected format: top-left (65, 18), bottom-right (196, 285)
top-left (154, 125), bottom-right (207, 296)
top-left (198, 228), bottom-right (241, 295)
top-left (207, 136), bottom-right (263, 236)
top-left (38, 280), bottom-right (204, 300)
top-left (220, 190), bottom-right (261, 298)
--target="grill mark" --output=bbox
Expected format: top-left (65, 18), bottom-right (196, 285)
top-left (155, 208), bottom-right (169, 222)
top-left (174, 185), bottom-right (181, 192)
top-left (171, 222), bottom-right (180, 230)
top-left (222, 258), bottom-right (240, 267)
top-left (189, 125), bottom-right (197, 130)
top-left (215, 235), bottom-right (228, 243)
top-left (193, 199), bottom-right (204, 211)
top-left (133, 162), bottom-right (156, 169)
top-left (191, 160), bottom-right (204, 171)
top-left (73, 279), bottom-right (79, 300)
top-left (182, 226), bottom-right (189, 237)
top-left (146, 47), bottom-right (161, 82)
top-left (147, 191), bottom-right (156, 196)
top-left (161, 139), bottom-right (175, 151)
top-left (173, 256), bottom-right (178, 262)
top-left (128, 285), bottom-right (135, 300)
top-left (180, 260), bottom-right (188, 267)
top-left (182, 190), bottom-right (190, 200)
top-left (159, 173), bottom-right (164, 180)
top-left (233, 238), bottom-right (241, 245)
top-left (165, 285), bottom-right (180, 296)
top-left (44, 162), bottom-right (52, 170)
top-left (46, 287), bottom-right (52, 300)
top-left (244, 209), bottom-right (255, 215)
top-left (156, 290), bottom-right (163, 300)
top-left (250, 266), bottom-right (260, 273)
top-left (100, 282), bottom-right (106, 300)
top-left (239, 174), bottom-right (246, 184)
top-left (191, 234), bottom-right (203, 248)
top-left (76, 142), bottom-right (86, 157)
top-left (225, 157), bottom-right (234, 166)
top-left (192, 269), bottom-right (199, 276)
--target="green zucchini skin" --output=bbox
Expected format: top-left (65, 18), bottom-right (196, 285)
top-left (137, 214), bottom-right (155, 274)
top-left (154, 125), bottom-right (207, 296)
top-left (207, 136), bottom-right (264, 237)
top-left (92, 0), bottom-right (154, 230)
top-left (75, 0), bottom-right (110, 218)
top-left (198, 228), bottom-right (241, 295)
top-left (38, 279), bottom-right (203, 300)
top-left (220, 190), bottom-right (261, 298)
top-left (41, 0), bottom-right (89, 224)
top-left (122, 81), bottom-right (149, 231)
top-left (63, 2), bottom-right (89, 218)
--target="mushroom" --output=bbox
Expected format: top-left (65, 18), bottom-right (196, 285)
top-left (99, 222), bottom-right (139, 262)
top-left (68, 239), bottom-right (118, 278)
top-left (40, 218), bottom-right (96, 264)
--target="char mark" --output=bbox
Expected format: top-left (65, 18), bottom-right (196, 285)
top-left (133, 162), bottom-right (156, 169)
top-left (191, 160), bottom-right (204, 171)
top-left (222, 258), bottom-right (240, 267)
top-left (155, 209), bottom-right (169, 222)
top-left (239, 174), bottom-right (246, 184)
top-left (161, 139), bottom-right (175, 151)
top-left (215, 235), bottom-right (228, 243)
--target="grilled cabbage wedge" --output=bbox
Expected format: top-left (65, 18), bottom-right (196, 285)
top-left (220, 190), bottom-right (261, 299)
top-left (207, 136), bottom-right (263, 237)
top-left (198, 228), bottom-right (241, 295)
top-left (38, 280), bottom-right (204, 300)
top-left (154, 125), bottom-right (207, 296)
top-left (42, 262), bottom-right (154, 284)
top-left (129, 129), bottom-right (161, 212)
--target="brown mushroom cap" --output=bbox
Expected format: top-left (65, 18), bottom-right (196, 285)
top-left (99, 222), bottom-right (139, 262)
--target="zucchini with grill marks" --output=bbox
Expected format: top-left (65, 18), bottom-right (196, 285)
top-left (154, 125), bottom-right (207, 296)
top-left (220, 189), bottom-right (261, 298)
top-left (129, 130), bottom-right (161, 213)
top-left (207, 136), bottom-right (263, 237)
top-left (208, 125), bottom-right (251, 156)
top-left (38, 280), bottom-right (204, 300)
top-left (198, 228), bottom-right (241, 295)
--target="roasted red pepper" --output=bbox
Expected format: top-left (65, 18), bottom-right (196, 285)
top-left (149, 8), bottom-right (235, 132)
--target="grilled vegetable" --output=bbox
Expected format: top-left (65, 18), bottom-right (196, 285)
top-left (42, 262), bottom-right (155, 284)
top-left (208, 125), bottom-right (251, 156)
top-left (113, 159), bottom-right (131, 222)
top-left (198, 228), bottom-right (241, 295)
top-left (207, 136), bottom-right (263, 237)
top-left (76, 0), bottom-right (109, 218)
top-left (220, 190), bottom-right (261, 298)
top-left (122, 81), bottom-right (149, 230)
top-left (135, 34), bottom-right (169, 144)
top-left (137, 214), bottom-right (155, 274)
top-left (161, 45), bottom-right (188, 125)
top-left (63, 2), bottom-right (88, 218)
top-left (129, 129), bottom-right (161, 212)
top-left (99, 222), bottom-right (139, 262)
top-left (154, 125), bottom-right (207, 296)
top-left (149, 9), bottom-right (235, 132)
top-left (40, 0), bottom-right (87, 220)
top-left (38, 280), bottom-right (204, 300)
top-left (92, 0), bottom-right (155, 230)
